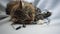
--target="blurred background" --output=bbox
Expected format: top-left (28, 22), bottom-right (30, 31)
top-left (0, 0), bottom-right (60, 34)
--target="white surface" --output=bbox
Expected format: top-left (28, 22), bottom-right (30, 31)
top-left (0, 19), bottom-right (60, 34)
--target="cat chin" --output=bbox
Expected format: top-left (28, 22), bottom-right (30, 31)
top-left (37, 20), bottom-right (45, 25)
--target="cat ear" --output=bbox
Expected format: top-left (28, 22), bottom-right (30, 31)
top-left (19, 0), bottom-right (22, 9)
top-left (30, 3), bottom-right (32, 4)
